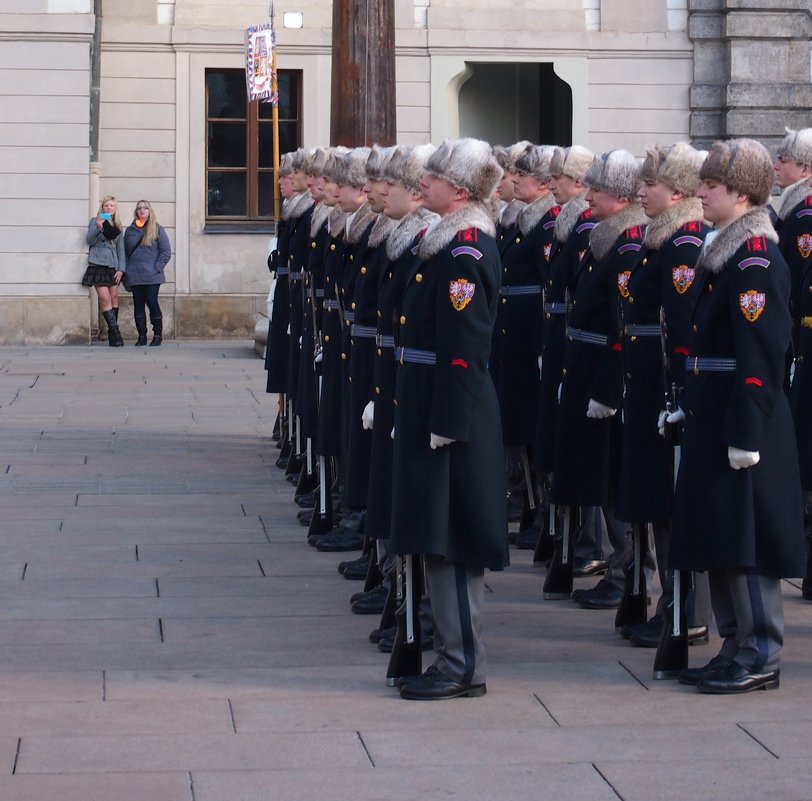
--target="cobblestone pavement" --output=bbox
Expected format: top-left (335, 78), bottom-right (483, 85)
top-left (0, 342), bottom-right (811, 801)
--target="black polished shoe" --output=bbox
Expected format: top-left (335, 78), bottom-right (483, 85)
top-left (677, 654), bottom-right (733, 686)
top-left (620, 615), bottom-right (663, 641)
top-left (399, 668), bottom-right (486, 700)
top-left (573, 558), bottom-right (609, 577)
top-left (574, 579), bottom-right (623, 609)
top-left (342, 560), bottom-right (370, 581)
top-left (697, 662), bottom-right (780, 694)
top-left (315, 529), bottom-right (364, 552)
top-left (514, 524), bottom-right (540, 550)
top-left (377, 634), bottom-right (434, 653)
top-left (338, 553), bottom-right (369, 575)
top-left (295, 490), bottom-right (317, 509)
top-left (631, 622), bottom-right (710, 648)
top-left (351, 585), bottom-right (387, 615)
top-left (369, 625), bottom-right (396, 644)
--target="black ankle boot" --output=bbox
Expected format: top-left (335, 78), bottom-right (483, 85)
top-left (134, 315), bottom-right (148, 346)
top-left (150, 317), bottom-right (163, 346)
top-left (102, 309), bottom-right (124, 347)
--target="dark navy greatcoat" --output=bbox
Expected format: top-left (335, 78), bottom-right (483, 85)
top-left (550, 211), bottom-right (647, 508)
top-left (534, 205), bottom-right (595, 473)
top-left (390, 218), bottom-right (508, 570)
top-left (616, 216), bottom-right (708, 524)
top-left (495, 200), bottom-right (559, 447)
top-left (671, 215), bottom-right (805, 577)
top-left (265, 217), bottom-right (290, 393)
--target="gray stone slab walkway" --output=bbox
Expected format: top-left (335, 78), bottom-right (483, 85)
top-left (0, 341), bottom-right (811, 801)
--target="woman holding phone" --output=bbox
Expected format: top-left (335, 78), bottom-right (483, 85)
top-left (124, 200), bottom-right (171, 346)
top-left (83, 195), bottom-right (126, 346)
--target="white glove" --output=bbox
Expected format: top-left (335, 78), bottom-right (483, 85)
top-left (728, 446), bottom-right (760, 470)
top-left (361, 401), bottom-right (374, 430)
top-left (658, 406), bottom-right (685, 436)
top-left (586, 399), bottom-right (617, 419)
top-left (557, 383), bottom-right (562, 402)
top-left (537, 355), bottom-right (543, 376)
top-left (390, 427), bottom-right (395, 440)
top-left (430, 433), bottom-right (455, 449)
top-left (314, 350), bottom-right (323, 364)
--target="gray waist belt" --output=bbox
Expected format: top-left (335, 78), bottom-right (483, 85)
top-left (376, 334), bottom-right (395, 349)
top-left (500, 284), bottom-right (542, 296)
top-left (343, 311), bottom-right (356, 324)
top-left (290, 271), bottom-right (303, 281)
top-left (351, 324), bottom-right (377, 339)
top-left (566, 326), bottom-right (608, 346)
top-left (315, 288), bottom-right (325, 298)
top-left (276, 267), bottom-right (289, 277)
top-left (323, 299), bottom-right (339, 310)
top-left (686, 357), bottom-right (737, 373)
top-left (625, 324), bottom-right (661, 337)
top-left (544, 302), bottom-right (567, 313)
top-left (396, 346), bottom-right (437, 365)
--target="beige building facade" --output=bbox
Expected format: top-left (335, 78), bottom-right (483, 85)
top-left (1, 0), bottom-right (809, 344)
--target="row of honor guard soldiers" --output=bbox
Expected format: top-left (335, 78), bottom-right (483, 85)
top-left (264, 128), bottom-right (812, 699)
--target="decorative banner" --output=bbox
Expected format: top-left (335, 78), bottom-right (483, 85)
top-left (245, 23), bottom-right (277, 104)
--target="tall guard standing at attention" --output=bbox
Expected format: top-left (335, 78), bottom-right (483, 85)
top-left (391, 139), bottom-right (508, 700)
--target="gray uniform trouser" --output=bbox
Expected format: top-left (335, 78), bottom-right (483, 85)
top-left (708, 569), bottom-right (784, 673)
top-left (423, 555), bottom-right (486, 686)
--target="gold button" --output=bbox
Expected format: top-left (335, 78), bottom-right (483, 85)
top-left (375, 387), bottom-right (381, 395)
top-left (349, 254), bottom-right (354, 261)
top-left (501, 328), bottom-right (506, 334)
top-left (501, 298), bottom-right (507, 304)
top-left (324, 335), bottom-right (330, 343)
top-left (361, 267), bottom-right (367, 274)
top-left (350, 339), bottom-right (354, 345)
top-left (311, 242), bottom-right (316, 249)
top-left (642, 258), bottom-right (647, 265)
top-left (388, 272), bottom-right (393, 279)
top-left (562, 368), bottom-right (568, 376)
top-left (626, 372), bottom-right (632, 379)
top-left (515, 237), bottom-right (521, 243)
top-left (377, 310), bottom-right (381, 318)
top-left (504, 267), bottom-right (507, 273)
top-left (707, 283), bottom-right (713, 292)
top-left (394, 399), bottom-right (399, 407)
top-left (326, 277), bottom-right (331, 282)
top-left (349, 376), bottom-right (352, 383)
top-left (416, 274), bottom-right (423, 283)
top-left (588, 265), bottom-right (592, 272)
top-left (546, 313), bottom-right (551, 319)
top-left (330, 244), bottom-right (336, 251)
top-left (629, 297), bottom-right (634, 304)
top-left (341, 353), bottom-right (347, 360)
top-left (400, 316), bottom-right (406, 325)
top-left (377, 348), bottom-right (382, 356)
top-left (693, 324), bottom-right (698, 332)
top-left (631, 336), bottom-right (637, 342)
top-left (572, 300), bottom-right (576, 306)
top-left (351, 302), bottom-right (356, 310)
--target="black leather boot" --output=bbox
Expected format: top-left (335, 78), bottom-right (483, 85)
top-left (134, 315), bottom-right (148, 346)
top-left (102, 309), bottom-right (124, 347)
top-left (149, 317), bottom-right (163, 346)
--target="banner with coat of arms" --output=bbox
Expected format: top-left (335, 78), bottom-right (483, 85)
top-left (245, 23), bottom-right (277, 104)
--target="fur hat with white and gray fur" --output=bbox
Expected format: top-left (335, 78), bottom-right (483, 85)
top-left (514, 144), bottom-right (558, 182)
top-left (639, 142), bottom-right (705, 197)
top-left (383, 144), bottom-right (436, 192)
top-left (278, 152), bottom-right (295, 177)
top-left (332, 147), bottom-right (371, 188)
top-left (493, 141), bottom-right (533, 173)
top-left (699, 138), bottom-right (774, 206)
top-left (304, 147), bottom-right (331, 177)
top-left (549, 145), bottom-right (594, 182)
top-left (365, 145), bottom-right (396, 181)
top-left (584, 150), bottom-right (641, 201)
top-left (426, 138), bottom-right (503, 203)
top-left (321, 147), bottom-right (349, 182)
top-left (290, 147), bottom-right (309, 172)
top-left (776, 127), bottom-right (812, 168)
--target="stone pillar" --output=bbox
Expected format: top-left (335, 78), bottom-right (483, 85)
top-left (689, 0), bottom-right (812, 149)
top-left (330, 0), bottom-right (396, 146)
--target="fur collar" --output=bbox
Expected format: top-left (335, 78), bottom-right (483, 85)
top-left (309, 202), bottom-right (331, 238)
top-left (281, 190), bottom-right (313, 221)
top-left (518, 192), bottom-right (558, 236)
top-left (643, 197), bottom-right (704, 251)
top-left (777, 177), bottom-right (812, 221)
top-left (387, 207), bottom-right (438, 261)
top-left (588, 202), bottom-right (648, 261)
top-left (328, 207), bottom-right (348, 238)
top-left (698, 207), bottom-right (778, 275)
top-left (500, 198), bottom-right (526, 229)
top-left (368, 213), bottom-right (399, 249)
top-left (418, 203), bottom-right (496, 261)
top-left (345, 203), bottom-right (377, 245)
top-left (554, 191), bottom-right (589, 243)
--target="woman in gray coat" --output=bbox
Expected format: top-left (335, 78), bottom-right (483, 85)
top-left (124, 200), bottom-right (171, 346)
top-left (82, 195), bottom-right (126, 346)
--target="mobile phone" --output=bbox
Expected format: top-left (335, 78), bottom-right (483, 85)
top-left (100, 213), bottom-right (112, 222)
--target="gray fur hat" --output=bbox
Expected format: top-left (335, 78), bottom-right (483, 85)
top-left (549, 145), bottom-right (594, 182)
top-left (584, 150), bottom-right (641, 201)
top-left (383, 143), bottom-right (436, 192)
top-left (514, 144), bottom-right (558, 182)
top-left (304, 147), bottom-right (331, 177)
top-left (333, 147), bottom-right (371, 188)
top-left (365, 144), bottom-right (397, 181)
top-left (426, 138), bottom-right (503, 202)
top-left (290, 147), bottom-right (309, 172)
top-left (278, 152), bottom-right (294, 177)
top-left (776, 127), bottom-right (812, 167)
top-left (321, 147), bottom-right (349, 182)
top-left (640, 142), bottom-right (705, 197)
top-left (700, 138), bottom-right (774, 206)
top-left (493, 141), bottom-right (533, 172)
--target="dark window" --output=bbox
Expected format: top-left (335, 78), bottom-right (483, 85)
top-left (205, 68), bottom-right (302, 223)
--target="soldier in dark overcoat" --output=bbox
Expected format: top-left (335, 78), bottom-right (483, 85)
top-left (391, 139), bottom-right (508, 700)
top-left (670, 139), bottom-right (805, 693)
top-left (616, 143), bottom-right (711, 647)
top-left (551, 150), bottom-right (649, 609)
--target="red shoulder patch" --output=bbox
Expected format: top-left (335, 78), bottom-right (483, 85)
top-left (682, 220), bottom-right (701, 233)
top-left (746, 236), bottom-right (767, 253)
top-left (806, 196), bottom-right (812, 207)
top-left (457, 228), bottom-right (478, 243)
top-left (416, 228), bottom-right (428, 240)
top-left (581, 209), bottom-right (592, 221)
top-left (625, 225), bottom-right (643, 240)
top-left (551, 206), bottom-right (561, 218)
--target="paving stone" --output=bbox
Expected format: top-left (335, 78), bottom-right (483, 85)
top-left (0, 773), bottom-right (193, 801)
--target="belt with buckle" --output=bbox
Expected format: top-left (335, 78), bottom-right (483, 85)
top-left (566, 326), bottom-right (608, 346)
top-left (500, 284), bottom-right (542, 297)
top-left (687, 357), bottom-right (737, 374)
top-left (350, 324), bottom-right (376, 339)
top-left (395, 346), bottom-right (436, 366)
top-left (625, 324), bottom-right (661, 337)
top-left (376, 334), bottom-right (395, 349)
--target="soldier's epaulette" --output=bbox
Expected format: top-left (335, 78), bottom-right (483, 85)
top-left (624, 225), bottom-right (644, 240)
top-left (797, 197), bottom-right (812, 218)
top-left (575, 209), bottom-right (595, 234)
top-left (745, 235), bottom-right (768, 253)
top-left (580, 209), bottom-right (592, 221)
top-left (805, 195), bottom-right (812, 206)
top-left (673, 227), bottom-right (703, 248)
top-left (681, 220), bottom-right (702, 233)
top-left (456, 227), bottom-right (479, 243)
top-left (551, 205), bottom-right (561, 217)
